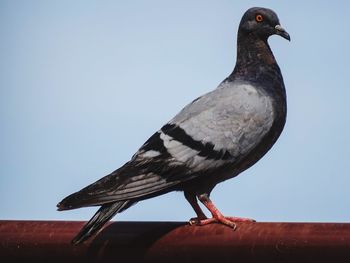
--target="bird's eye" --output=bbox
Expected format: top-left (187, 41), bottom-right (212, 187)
top-left (255, 14), bottom-right (263, 22)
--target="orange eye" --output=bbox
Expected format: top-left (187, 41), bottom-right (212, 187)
top-left (255, 14), bottom-right (263, 22)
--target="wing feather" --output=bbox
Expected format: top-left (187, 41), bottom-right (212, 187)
top-left (58, 81), bottom-right (275, 211)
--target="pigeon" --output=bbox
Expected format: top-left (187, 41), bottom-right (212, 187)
top-left (57, 7), bottom-right (290, 245)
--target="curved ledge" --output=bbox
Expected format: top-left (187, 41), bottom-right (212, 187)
top-left (1, 220), bottom-right (350, 262)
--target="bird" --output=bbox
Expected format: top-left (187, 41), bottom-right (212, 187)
top-left (57, 7), bottom-right (290, 245)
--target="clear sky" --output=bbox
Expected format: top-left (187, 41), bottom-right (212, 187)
top-left (1, 0), bottom-right (350, 223)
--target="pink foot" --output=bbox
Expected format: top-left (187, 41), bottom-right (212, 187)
top-left (188, 216), bottom-right (207, 226)
top-left (225, 216), bottom-right (256, 222)
top-left (187, 193), bottom-right (255, 230)
top-left (189, 216), bottom-right (255, 230)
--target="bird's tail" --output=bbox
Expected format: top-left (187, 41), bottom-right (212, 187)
top-left (72, 200), bottom-right (133, 245)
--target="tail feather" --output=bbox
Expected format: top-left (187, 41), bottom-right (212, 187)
top-left (57, 191), bottom-right (100, 211)
top-left (72, 200), bottom-right (132, 245)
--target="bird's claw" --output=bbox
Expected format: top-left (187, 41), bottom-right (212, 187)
top-left (188, 216), bottom-right (255, 230)
top-left (225, 216), bottom-right (256, 223)
top-left (189, 216), bottom-right (207, 226)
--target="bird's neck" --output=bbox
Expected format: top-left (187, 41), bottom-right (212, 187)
top-left (231, 33), bottom-right (279, 80)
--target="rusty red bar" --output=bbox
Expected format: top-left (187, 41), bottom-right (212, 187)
top-left (1, 220), bottom-right (350, 262)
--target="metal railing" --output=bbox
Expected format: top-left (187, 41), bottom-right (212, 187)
top-left (1, 220), bottom-right (350, 262)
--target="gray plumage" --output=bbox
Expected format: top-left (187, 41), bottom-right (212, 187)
top-left (57, 7), bottom-right (290, 245)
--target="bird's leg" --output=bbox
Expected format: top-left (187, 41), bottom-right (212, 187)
top-left (197, 193), bottom-right (237, 229)
top-left (184, 191), bottom-right (207, 225)
top-left (194, 193), bottom-right (255, 229)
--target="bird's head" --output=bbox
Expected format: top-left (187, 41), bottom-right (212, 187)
top-left (239, 7), bottom-right (290, 41)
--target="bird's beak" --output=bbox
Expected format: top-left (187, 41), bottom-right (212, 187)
top-left (275, 25), bottom-right (290, 41)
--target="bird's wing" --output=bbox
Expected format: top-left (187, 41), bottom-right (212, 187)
top-left (164, 80), bottom-right (275, 170)
top-left (58, 81), bottom-right (275, 210)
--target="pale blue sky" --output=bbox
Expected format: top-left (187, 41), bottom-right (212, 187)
top-left (1, 0), bottom-right (350, 222)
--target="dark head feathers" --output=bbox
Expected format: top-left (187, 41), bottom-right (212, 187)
top-left (239, 7), bottom-right (290, 41)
